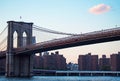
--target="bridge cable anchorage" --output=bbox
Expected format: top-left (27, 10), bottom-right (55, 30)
top-left (0, 26), bottom-right (8, 37)
top-left (33, 25), bottom-right (78, 36)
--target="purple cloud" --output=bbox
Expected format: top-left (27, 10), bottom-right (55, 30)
top-left (89, 4), bottom-right (111, 15)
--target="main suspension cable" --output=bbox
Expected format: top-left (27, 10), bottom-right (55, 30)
top-left (33, 25), bottom-right (78, 36)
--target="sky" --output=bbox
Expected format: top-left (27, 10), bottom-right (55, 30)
top-left (0, 0), bottom-right (120, 63)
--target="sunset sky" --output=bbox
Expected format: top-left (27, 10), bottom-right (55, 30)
top-left (0, 0), bottom-right (120, 63)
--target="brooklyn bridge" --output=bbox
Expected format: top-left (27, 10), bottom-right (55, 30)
top-left (0, 21), bottom-right (120, 77)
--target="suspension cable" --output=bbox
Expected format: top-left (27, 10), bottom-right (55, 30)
top-left (9, 23), bottom-right (78, 36)
top-left (0, 36), bottom-right (7, 46)
top-left (0, 37), bottom-right (7, 51)
top-left (33, 25), bottom-right (78, 36)
top-left (0, 45), bottom-right (7, 51)
top-left (0, 26), bottom-right (8, 37)
top-left (0, 36), bottom-right (17, 51)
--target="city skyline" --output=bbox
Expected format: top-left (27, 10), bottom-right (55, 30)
top-left (0, 0), bottom-right (120, 63)
top-left (34, 51), bottom-right (120, 71)
top-left (49, 50), bottom-right (120, 63)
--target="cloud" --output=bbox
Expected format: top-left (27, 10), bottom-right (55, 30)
top-left (89, 4), bottom-right (111, 15)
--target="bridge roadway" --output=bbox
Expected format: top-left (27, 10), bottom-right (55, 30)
top-left (0, 27), bottom-right (120, 57)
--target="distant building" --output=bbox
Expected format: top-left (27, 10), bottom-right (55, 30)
top-left (78, 53), bottom-right (98, 71)
top-left (99, 55), bottom-right (110, 71)
top-left (33, 53), bottom-right (44, 69)
top-left (34, 51), bottom-right (67, 70)
top-left (43, 51), bottom-right (49, 56)
top-left (43, 51), bottom-right (66, 70)
top-left (23, 36), bottom-right (36, 46)
top-left (110, 52), bottom-right (120, 71)
top-left (67, 62), bottom-right (78, 71)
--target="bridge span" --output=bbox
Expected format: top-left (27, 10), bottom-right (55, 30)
top-left (15, 27), bottom-right (120, 54)
top-left (0, 27), bottom-right (120, 56)
top-left (0, 21), bottom-right (120, 77)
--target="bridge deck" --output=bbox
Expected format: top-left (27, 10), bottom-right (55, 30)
top-left (0, 27), bottom-right (120, 56)
top-left (15, 27), bottom-right (120, 54)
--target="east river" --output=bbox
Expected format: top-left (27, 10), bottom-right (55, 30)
top-left (0, 76), bottom-right (120, 81)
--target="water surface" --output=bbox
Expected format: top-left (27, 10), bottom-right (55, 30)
top-left (0, 76), bottom-right (120, 81)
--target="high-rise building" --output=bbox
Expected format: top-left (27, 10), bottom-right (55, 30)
top-left (110, 52), bottom-right (120, 71)
top-left (78, 53), bottom-right (98, 71)
top-left (33, 53), bottom-right (44, 69)
top-left (43, 51), bottom-right (66, 70)
top-left (91, 55), bottom-right (98, 71)
top-left (34, 51), bottom-right (67, 70)
top-left (99, 55), bottom-right (110, 71)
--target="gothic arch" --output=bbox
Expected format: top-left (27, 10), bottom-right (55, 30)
top-left (13, 31), bottom-right (18, 48)
top-left (22, 31), bottom-right (27, 46)
top-left (7, 21), bottom-right (33, 49)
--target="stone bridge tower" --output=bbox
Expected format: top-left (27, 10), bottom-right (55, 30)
top-left (6, 21), bottom-right (33, 77)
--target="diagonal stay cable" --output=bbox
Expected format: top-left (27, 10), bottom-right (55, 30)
top-left (0, 36), bottom-right (17, 51)
top-left (0, 26), bottom-right (8, 37)
top-left (0, 36), bottom-right (7, 46)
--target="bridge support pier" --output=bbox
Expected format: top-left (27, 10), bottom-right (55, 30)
top-left (6, 21), bottom-right (33, 77)
top-left (0, 57), bottom-right (6, 73)
top-left (6, 53), bottom-right (33, 77)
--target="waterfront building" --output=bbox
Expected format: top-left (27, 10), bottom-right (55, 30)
top-left (110, 52), bottom-right (120, 71)
top-left (99, 55), bottom-right (110, 71)
top-left (33, 54), bottom-right (44, 69)
top-left (34, 51), bottom-right (67, 70)
top-left (43, 51), bottom-right (66, 70)
top-left (78, 53), bottom-right (98, 71)
top-left (67, 62), bottom-right (78, 71)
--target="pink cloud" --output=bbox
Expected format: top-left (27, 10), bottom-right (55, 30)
top-left (89, 4), bottom-right (111, 14)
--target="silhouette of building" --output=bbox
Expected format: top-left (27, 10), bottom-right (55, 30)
top-left (43, 51), bottom-right (66, 70)
top-left (67, 62), bottom-right (78, 71)
top-left (34, 51), bottom-right (67, 70)
top-left (110, 52), bottom-right (120, 71)
top-left (33, 53), bottom-right (44, 69)
top-left (78, 53), bottom-right (98, 71)
top-left (23, 36), bottom-right (36, 46)
top-left (0, 58), bottom-right (6, 72)
top-left (99, 55), bottom-right (110, 71)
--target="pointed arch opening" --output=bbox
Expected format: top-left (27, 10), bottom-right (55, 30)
top-left (13, 31), bottom-right (18, 48)
top-left (22, 31), bottom-right (28, 46)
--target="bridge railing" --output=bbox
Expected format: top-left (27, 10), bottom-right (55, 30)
top-left (84, 27), bottom-right (120, 36)
top-left (48, 27), bottom-right (120, 42)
